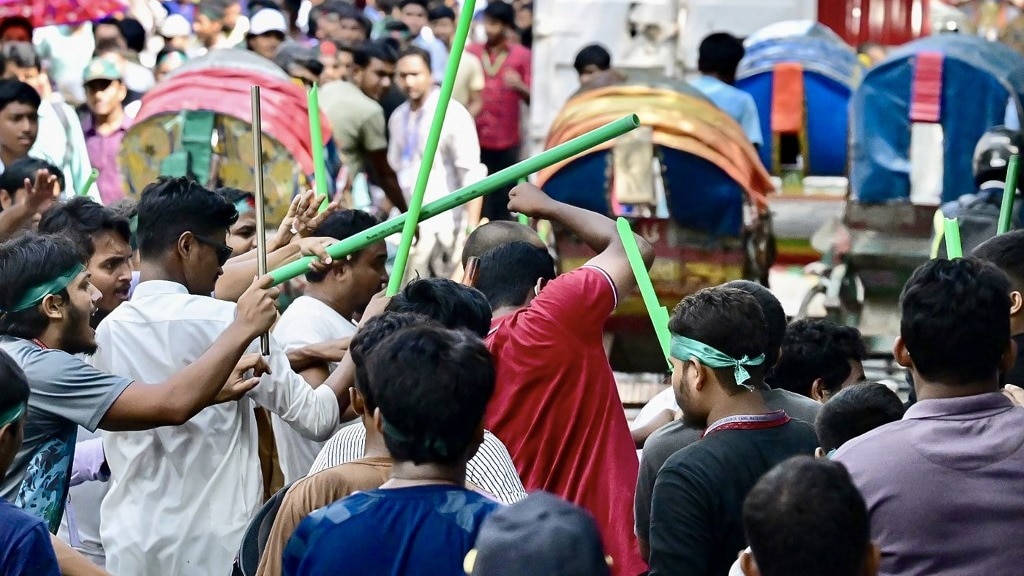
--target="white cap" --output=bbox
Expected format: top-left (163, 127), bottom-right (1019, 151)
top-left (249, 9), bottom-right (288, 36)
top-left (160, 14), bottom-right (191, 38)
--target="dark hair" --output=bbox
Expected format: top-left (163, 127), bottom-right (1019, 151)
top-left (0, 17), bottom-right (32, 41)
top-left (214, 186), bottom-right (255, 208)
top-left (399, 0), bottom-right (429, 10)
top-left (1, 42), bottom-right (40, 71)
top-left (118, 18), bottom-right (147, 53)
top-left (743, 456), bottom-right (870, 576)
top-left (0, 79), bottom-right (40, 114)
top-left (335, 5), bottom-right (372, 38)
top-left (199, 0), bottom-right (235, 21)
top-left (0, 233), bottom-right (85, 340)
top-left (462, 222), bottom-right (542, 267)
top-left (0, 349), bottom-right (29, 417)
top-left (573, 44), bottom-right (611, 74)
top-left (136, 177), bottom-right (238, 259)
top-left (38, 198), bottom-right (132, 257)
top-left (108, 198), bottom-right (139, 251)
top-left (900, 258), bottom-right (1010, 386)
top-left (698, 32), bottom-right (745, 78)
top-left (93, 38), bottom-right (127, 59)
top-left (367, 325), bottom-right (495, 465)
top-left (428, 5), bottom-right (456, 21)
top-left (350, 311), bottom-right (432, 412)
top-left (974, 230), bottom-right (1024, 293)
top-left (669, 287), bottom-right (768, 388)
top-left (398, 46), bottom-right (432, 71)
top-left (0, 158), bottom-right (64, 199)
top-left (815, 382), bottom-right (904, 452)
top-left (305, 210), bottom-right (380, 283)
top-left (483, 1), bottom-right (516, 28)
top-left (386, 278), bottom-right (492, 337)
top-left (773, 319), bottom-right (867, 397)
top-left (475, 241), bottom-right (556, 310)
top-left (353, 40), bottom-right (398, 67)
top-left (723, 280), bottom-right (786, 367)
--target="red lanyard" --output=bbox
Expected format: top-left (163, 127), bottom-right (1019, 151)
top-left (702, 410), bottom-right (791, 438)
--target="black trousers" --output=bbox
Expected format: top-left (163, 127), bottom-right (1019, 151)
top-left (480, 146), bottom-right (520, 221)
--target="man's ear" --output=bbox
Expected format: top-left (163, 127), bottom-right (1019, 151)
top-left (534, 277), bottom-right (547, 296)
top-left (350, 387), bottom-right (365, 416)
top-left (0, 189), bottom-right (12, 209)
top-left (815, 446), bottom-right (826, 459)
top-left (40, 293), bottom-right (66, 321)
top-left (691, 359), bottom-right (708, 391)
top-left (893, 337), bottom-right (913, 370)
top-left (177, 231), bottom-right (196, 261)
top-left (1011, 291), bottom-right (1024, 317)
top-left (740, 548), bottom-right (760, 576)
top-left (810, 378), bottom-right (828, 403)
top-left (372, 407), bottom-right (384, 434)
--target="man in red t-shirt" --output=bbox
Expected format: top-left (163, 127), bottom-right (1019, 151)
top-left (467, 2), bottom-right (530, 222)
top-left (475, 183), bottom-right (654, 576)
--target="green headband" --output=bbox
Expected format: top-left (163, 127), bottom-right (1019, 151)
top-left (234, 199), bottom-right (254, 216)
top-left (0, 402), bottom-right (26, 428)
top-left (670, 334), bottom-right (765, 390)
top-left (1, 264), bottom-right (86, 314)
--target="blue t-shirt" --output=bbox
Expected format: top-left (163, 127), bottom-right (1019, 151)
top-left (0, 499), bottom-right (60, 576)
top-left (691, 75), bottom-right (764, 147)
top-left (283, 485), bottom-right (501, 576)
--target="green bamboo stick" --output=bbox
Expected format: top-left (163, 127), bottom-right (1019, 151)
top-left (268, 114), bottom-right (640, 286)
top-left (999, 154), bottom-right (1020, 235)
top-left (944, 217), bottom-right (963, 259)
top-left (78, 169), bottom-right (98, 197)
top-left (386, 0), bottom-right (476, 295)
top-left (308, 83), bottom-right (330, 213)
top-left (616, 217), bottom-right (670, 369)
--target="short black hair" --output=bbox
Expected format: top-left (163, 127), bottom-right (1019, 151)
top-left (428, 5), bottom-right (456, 21)
top-left (386, 278), bottom-right (492, 338)
top-left (773, 319), bottom-right (867, 397)
top-left (974, 230), bottom-right (1024, 293)
top-left (0, 79), bottom-right (40, 115)
top-left (461, 221), bottom-right (542, 267)
top-left (38, 198), bottom-right (132, 257)
top-left (483, 1), bottom-right (516, 28)
top-left (573, 44), bottom-right (611, 74)
top-left (119, 18), bottom-right (147, 53)
top-left (398, 46), bottom-right (432, 71)
top-left (815, 382), bottom-right (904, 452)
top-left (350, 311), bottom-right (432, 412)
top-left (353, 40), bottom-right (398, 67)
top-left (199, 0), bottom-right (235, 21)
top-left (1, 42), bottom-right (40, 71)
top-left (399, 0), bottom-right (429, 10)
top-left (0, 349), bottom-right (29, 418)
top-left (698, 32), bottom-right (745, 77)
top-left (0, 17), bottom-right (32, 41)
top-left (0, 233), bottom-right (85, 340)
top-left (900, 258), bottom-right (1010, 386)
top-left (723, 280), bottom-right (786, 367)
top-left (669, 286), bottom-right (768, 389)
top-left (743, 456), bottom-right (870, 576)
top-left (305, 209), bottom-right (380, 283)
top-left (475, 241), bottom-right (556, 310)
top-left (215, 186), bottom-right (255, 209)
top-left (335, 5), bottom-right (372, 38)
top-left (136, 177), bottom-right (238, 259)
top-left (368, 325), bottom-right (495, 465)
top-left (0, 158), bottom-right (64, 199)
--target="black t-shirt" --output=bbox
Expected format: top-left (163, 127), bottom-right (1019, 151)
top-left (647, 420), bottom-right (818, 576)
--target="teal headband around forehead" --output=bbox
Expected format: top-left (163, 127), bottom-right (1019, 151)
top-left (1, 264), bottom-right (86, 314)
top-left (670, 334), bottom-right (765, 390)
top-left (234, 199), bottom-right (254, 216)
top-left (0, 402), bottom-right (26, 428)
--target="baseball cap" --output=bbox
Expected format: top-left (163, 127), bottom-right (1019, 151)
top-left (464, 492), bottom-right (611, 576)
top-left (82, 58), bottom-right (122, 84)
top-left (159, 14), bottom-right (191, 38)
top-left (249, 9), bottom-right (288, 37)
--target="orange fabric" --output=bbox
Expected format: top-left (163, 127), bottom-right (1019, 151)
top-left (771, 63), bottom-right (804, 134)
top-left (537, 86), bottom-right (773, 209)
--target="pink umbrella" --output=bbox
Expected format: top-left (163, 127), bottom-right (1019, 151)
top-left (0, 0), bottom-right (128, 28)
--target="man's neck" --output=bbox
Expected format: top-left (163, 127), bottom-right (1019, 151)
top-left (34, 326), bottom-right (63, 350)
top-left (913, 372), bottom-right (1001, 401)
top-left (304, 284), bottom-right (356, 321)
top-left (491, 303), bottom-right (524, 320)
top-left (94, 107), bottom-right (126, 135)
top-left (703, 388), bottom-right (770, 427)
top-left (0, 147), bottom-right (21, 167)
top-left (385, 460), bottom-right (466, 487)
top-left (409, 90), bottom-right (431, 111)
top-left (703, 71), bottom-right (734, 85)
top-left (486, 38), bottom-right (507, 51)
top-left (139, 261), bottom-right (186, 287)
top-left (362, 420), bottom-right (390, 458)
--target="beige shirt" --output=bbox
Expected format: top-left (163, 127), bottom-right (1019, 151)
top-left (320, 80), bottom-right (389, 176)
top-left (451, 52), bottom-right (485, 109)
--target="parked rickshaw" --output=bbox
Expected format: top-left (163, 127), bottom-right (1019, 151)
top-left (119, 49), bottom-right (333, 225)
top-left (537, 82), bottom-right (775, 372)
top-left (804, 34), bottom-right (1024, 356)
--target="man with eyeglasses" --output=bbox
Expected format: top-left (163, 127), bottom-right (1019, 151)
top-left (90, 177), bottom-right (350, 576)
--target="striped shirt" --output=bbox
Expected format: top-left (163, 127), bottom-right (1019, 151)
top-left (309, 423), bottom-right (527, 505)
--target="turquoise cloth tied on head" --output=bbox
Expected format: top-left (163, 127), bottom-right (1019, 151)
top-left (670, 334), bottom-right (765, 390)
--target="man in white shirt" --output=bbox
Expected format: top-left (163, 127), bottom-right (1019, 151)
top-left (389, 46), bottom-right (486, 281)
top-left (92, 177), bottom-right (347, 576)
top-left (273, 209), bottom-right (388, 483)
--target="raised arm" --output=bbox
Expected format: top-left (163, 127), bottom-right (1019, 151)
top-left (98, 275), bottom-right (278, 431)
top-left (215, 237), bottom-right (335, 301)
top-left (507, 183), bottom-right (654, 291)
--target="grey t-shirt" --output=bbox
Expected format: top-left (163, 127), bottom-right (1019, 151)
top-left (0, 336), bottom-right (131, 532)
top-left (634, 388), bottom-right (821, 546)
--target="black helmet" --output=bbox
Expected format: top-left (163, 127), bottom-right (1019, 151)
top-left (973, 125), bottom-right (1024, 187)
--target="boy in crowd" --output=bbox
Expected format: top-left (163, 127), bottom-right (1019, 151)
top-left (815, 382), bottom-right (905, 457)
top-left (974, 229), bottom-right (1024, 384)
top-left (772, 319), bottom-right (867, 402)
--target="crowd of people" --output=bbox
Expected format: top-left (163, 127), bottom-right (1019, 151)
top-left (1, 2), bottom-right (1024, 576)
